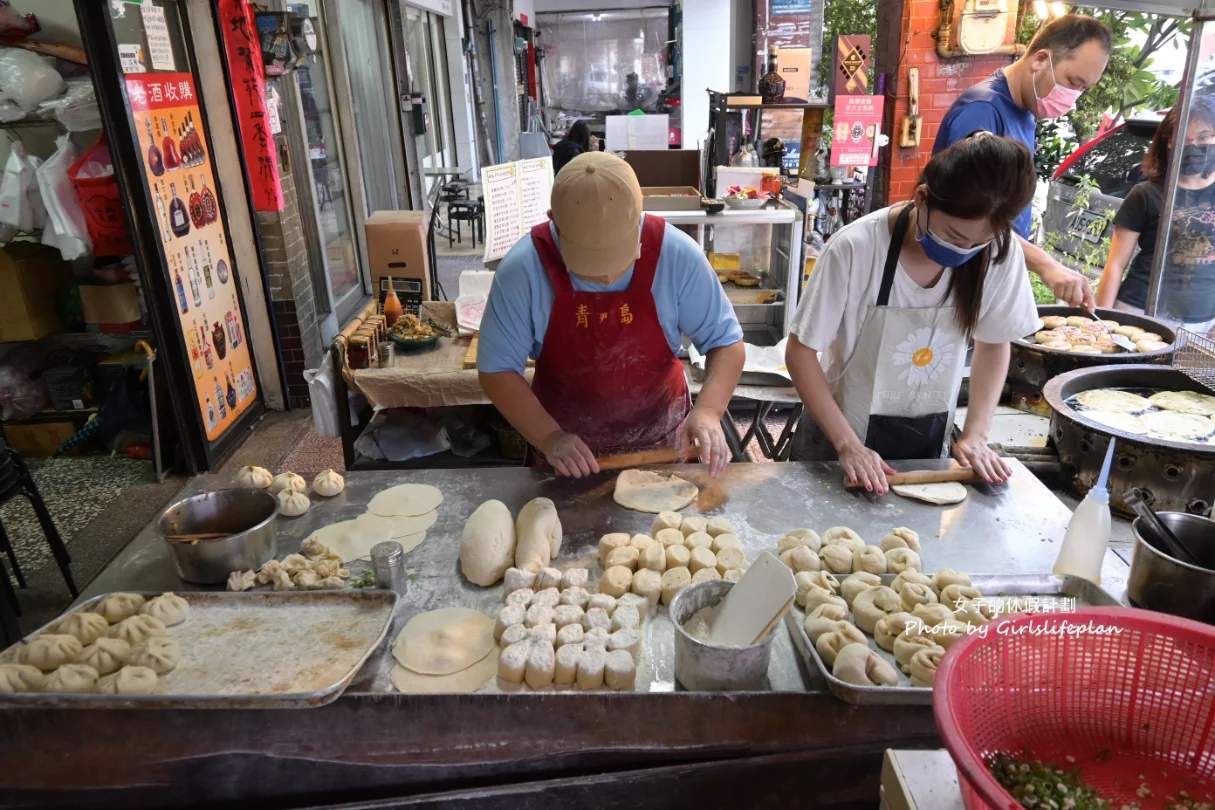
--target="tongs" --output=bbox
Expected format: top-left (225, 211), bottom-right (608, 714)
top-left (1124, 488), bottom-right (1203, 566)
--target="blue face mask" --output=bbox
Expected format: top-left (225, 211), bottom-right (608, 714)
top-left (915, 206), bottom-right (990, 267)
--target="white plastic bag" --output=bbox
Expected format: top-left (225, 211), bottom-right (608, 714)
top-left (0, 47), bottom-right (64, 112)
top-left (0, 141), bottom-right (35, 231)
top-left (36, 135), bottom-right (91, 260)
top-left (303, 354), bottom-right (341, 439)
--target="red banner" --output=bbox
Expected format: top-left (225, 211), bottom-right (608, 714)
top-left (830, 94), bottom-right (884, 168)
top-left (217, 0), bottom-right (283, 212)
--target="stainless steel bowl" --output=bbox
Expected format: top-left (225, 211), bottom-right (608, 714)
top-left (671, 580), bottom-right (775, 690)
top-left (158, 489), bottom-right (279, 584)
top-left (1129, 512), bottom-right (1215, 624)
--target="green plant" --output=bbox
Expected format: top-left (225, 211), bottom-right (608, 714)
top-left (1032, 174), bottom-right (1118, 300)
top-left (816, 0), bottom-right (878, 95)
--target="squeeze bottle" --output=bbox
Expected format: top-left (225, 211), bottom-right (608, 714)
top-left (1053, 438), bottom-right (1115, 584)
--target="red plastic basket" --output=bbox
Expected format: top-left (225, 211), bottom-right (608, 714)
top-left (935, 607), bottom-right (1215, 809)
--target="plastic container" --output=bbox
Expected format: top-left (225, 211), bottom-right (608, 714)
top-left (67, 137), bottom-right (132, 256)
top-left (935, 607), bottom-right (1215, 810)
top-left (1053, 438), bottom-right (1114, 584)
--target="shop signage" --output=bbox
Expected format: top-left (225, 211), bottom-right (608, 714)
top-left (830, 94), bottom-right (883, 167)
top-left (481, 157), bottom-right (554, 263)
top-left (833, 35), bottom-right (871, 98)
top-left (771, 0), bottom-right (814, 16)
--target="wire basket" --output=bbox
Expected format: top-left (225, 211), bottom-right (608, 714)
top-left (935, 607), bottom-right (1215, 810)
top-left (1173, 327), bottom-right (1215, 394)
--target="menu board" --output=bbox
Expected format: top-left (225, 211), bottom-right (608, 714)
top-left (481, 157), bottom-right (554, 262)
top-left (127, 72), bottom-right (259, 441)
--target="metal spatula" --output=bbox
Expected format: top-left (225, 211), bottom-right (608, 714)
top-left (1093, 318), bottom-right (1138, 352)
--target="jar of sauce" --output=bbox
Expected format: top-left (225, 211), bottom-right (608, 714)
top-left (348, 336), bottom-right (371, 370)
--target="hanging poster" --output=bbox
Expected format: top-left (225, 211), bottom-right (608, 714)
top-left (830, 94), bottom-right (883, 168)
top-left (127, 72), bottom-right (259, 440)
top-left (481, 157), bottom-right (554, 263)
top-left (833, 35), bottom-right (871, 99)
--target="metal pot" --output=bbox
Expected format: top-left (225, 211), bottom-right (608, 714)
top-left (671, 580), bottom-right (774, 691)
top-left (1129, 512), bottom-right (1215, 624)
top-left (158, 489), bottom-right (279, 584)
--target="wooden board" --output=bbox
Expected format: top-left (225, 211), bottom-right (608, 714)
top-left (463, 333), bottom-right (535, 370)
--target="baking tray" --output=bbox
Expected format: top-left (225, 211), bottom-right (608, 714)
top-left (785, 573), bottom-right (1121, 706)
top-left (0, 590), bottom-right (397, 709)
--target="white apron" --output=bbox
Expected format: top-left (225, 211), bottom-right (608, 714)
top-left (792, 204), bottom-right (968, 461)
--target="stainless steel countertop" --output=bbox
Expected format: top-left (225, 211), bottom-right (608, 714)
top-left (77, 459), bottom-right (1130, 695)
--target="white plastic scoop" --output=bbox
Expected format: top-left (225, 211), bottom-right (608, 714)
top-left (707, 551), bottom-right (797, 647)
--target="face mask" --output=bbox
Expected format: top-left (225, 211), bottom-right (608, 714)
top-left (1033, 54), bottom-right (1082, 119)
top-left (916, 206), bottom-right (990, 268)
top-left (1181, 143), bottom-right (1215, 177)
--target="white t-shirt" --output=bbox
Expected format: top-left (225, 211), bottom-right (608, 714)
top-left (790, 206), bottom-right (1038, 382)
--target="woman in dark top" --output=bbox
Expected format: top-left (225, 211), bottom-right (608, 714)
top-left (1098, 98), bottom-right (1215, 333)
top-left (552, 121), bottom-right (597, 175)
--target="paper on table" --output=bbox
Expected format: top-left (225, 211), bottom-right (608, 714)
top-left (456, 270), bottom-right (495, 334)
top-left (688, 339), bottom-right (792, 381)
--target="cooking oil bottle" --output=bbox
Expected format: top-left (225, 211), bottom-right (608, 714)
top-left (1053, 439), bottom-right (1115, 584)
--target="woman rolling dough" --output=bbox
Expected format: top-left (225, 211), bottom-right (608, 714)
top-left (785, 133), bottom-right (1039, 492)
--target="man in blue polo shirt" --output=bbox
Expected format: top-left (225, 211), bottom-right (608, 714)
top-left (935, 14), bottom-right (1111, 310)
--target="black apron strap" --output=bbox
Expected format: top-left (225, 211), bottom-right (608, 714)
top-left (877, 204), bottom-right (913, 307)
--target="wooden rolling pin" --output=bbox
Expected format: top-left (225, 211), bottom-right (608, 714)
top-left (843, 461), bottom-right (1011, 489)
top-left (595, 447), bottom-right (684, 472)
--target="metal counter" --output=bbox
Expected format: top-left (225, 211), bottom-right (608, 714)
top-left (0, 461), bottom-right (1129, 809)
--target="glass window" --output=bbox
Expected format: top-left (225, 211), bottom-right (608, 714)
top-left (1064, 126), bottom-right (1155, 199)
top-left (404, 7), bottom-right (455, 196)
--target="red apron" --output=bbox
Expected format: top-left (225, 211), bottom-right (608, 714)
top-left (526, 215), bottom-right (691, 464)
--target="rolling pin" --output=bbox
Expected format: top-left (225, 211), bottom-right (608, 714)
top-left (595, 447), bottom-right (684, 472)
top-left (843, 461), bottom-right (1011, 489)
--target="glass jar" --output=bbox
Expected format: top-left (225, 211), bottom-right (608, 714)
top-left (348, 336), bottom-right (371, 370)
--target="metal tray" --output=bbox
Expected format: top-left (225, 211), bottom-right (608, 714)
top-left (785, 573), bottom-right (1121, 706)
top-left (0, 589), bottom-right (397, 709)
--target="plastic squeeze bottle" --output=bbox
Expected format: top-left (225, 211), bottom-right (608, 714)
top-left (1053, 438), bottom-right (1115, 584)
top-left (383, 278), bottom-right (403, 327)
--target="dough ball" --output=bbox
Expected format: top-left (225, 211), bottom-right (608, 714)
top-left (554, 642), bottom-right (582, 685)
top-left (617, 592), bottom-right (651, 620)
top-left (723, 568), bottom-right (744, 583)
top-left (639, 543), bottom-right (666, 573)
top-left (312, 469), bottom-right (345, 497)
top-left (1114, 324), bottom-right (1145, 338)
top-left (1099, 319), bottom-right (1121, 329)
top-left (494, 605), bottom-right (526, 642)
top-left (1042, 339), bottom-right (1073, 351)
top-left (588, 593), bottom-right (617, 614)
top-left (955, 598), bottom-right (996, 626)
top-left (885, 548), bottom-right (922, 574)
top-left (780, 545), bottom-right (821, 573)
top-left (531, 588), bottom-right (561, 608)
top-left (582, 607), bottom-right (612, 633)
top-left (535, 567), bottom-right (563, 591)
top-left (891, 570), bottom-right (934, 596)
top-left (556, 623), bottom-right (584, 648)
top-left (852, 545), bottom-right (888, 575)
top-left (525, 642), bottom-right (556, 689)
top-left (21, 634), bottom-right (82, 672)
top-left (1136, 339), bottom-right (1168, 353)
top-left (815, 623), bottom-right (867, 667)
top-left (52, 612), bottom-right (110, 646)
top-left (939, 584), bottom-right (984, 610)
top-left (853, 585), bottom-right (902, 634)
top-left (505, 588), bottom-right (534, 608)
top-left (560, 568), bottom-right (589, 591)
top-left (529, 623), bottom-right (557, 647)
top-left (608, 628), bottom-right (643, 658)
top-left (576, 648), bottom-right (607, 690)
top-left (498, 641), bottom-right (529, 684)
top-left (777, 529), bottom-right (822, 554)
top-left (228, 570), bottom-right (256, 592)
top-left (42, 663), bottom-right (99, 693)
top-left (932, 568), bottom-right (972, 593)
top-left (140, 593), bottom-right (190, 627)
top-left (680, 516), bottom-right (708, 536)
top-left (795, 571), bottom-right (831, 608)
top-left (802, 586), bottom-right (847, 613)
top-left (933, 620), bottom-right (971, 650)
top-left (660, 566), bottom-right (691, 605)
top-left (803, 604), bottom-right (850, 642)
top-left (840, 572), bottom-right (882, 607)
top-left (1040, 315), bottom-right (1067, 329)
top-left (559, 587), bottom-right (591, 609)
top-left (610, 604), bottom-right (641, 633)
top-left (277, 489), bottom-right (310, 517)
top-left (235, 465), bottom-right (273, 488)
top-left (894, 628), bottom-right (942, 673)
top-left (656, 528), bottom-right (686, 547)
top-left (688, 546), bottom-right (717, 574)
top-left (599, 566), bottom-right (633, 598)
top-left (874, 612), bottom-right (916, 652)
top-left (515, 498), bottom-right (562, 573)
top-left (270, 471), bottom-right (307, 495)
top-left (94, 593), bottom-right (146, 624)
top-left (821, 527), bottom-right (864, 551)
top-left (684, 531), bottom-right (714, 550)
top-left (912, 602), bottom-right (955, 627)
top-left (665, 544), bottom-right (691, 570)
top-left (691, 567), bottom-right (722, 584)
top-left (629, 569), bottom-right (662, 609)
top-left (715, 547), bottom-right (745, 574)
top-left (1066, 315), bottom-right (1093, 327)
top-left (908, 646), bottom-right (946, 687)
top-left (525, 604), bottom-right (554, 628)
top-left (503, 567), bottom-right (537, 596)
top-left (605, 546), bottom-right (640, 571)
top-left (706, 517), bottom-right (735, 537)
top-left (598, 533), bottom-right (631, 566)
top-left (651, 511), bottom-right (683, 534)
top-left (127, 637), bottom-right (180, 675)
top-left (604, 649), bottom-right (637, 690)
top-left (880, 527), bottom-right (921, 553)
top-left (832, 642), bottom-right (899, 687)
top-left (73, 637), bottom-right (131, 676)
top-left (394, 608), bottom-right (495, 676)
top-left (0, 663), bottom-right (44, 693)
top-left (711, 534), bottom-right (741, 554)
top-left (583, 627), bottom-right (610, 651)
top-left (629, 534), bottom-right (657, 552)
top-left (96, 665), bottom-right (160, 696)
top-left (900, 582), bottom-right (939, 613)
top-left (819, 544), bottom-right (854, 574)
top-left (1033, 330), bottom-right (1060, 344)
top-left (802, 571), bottom-right (840, 593)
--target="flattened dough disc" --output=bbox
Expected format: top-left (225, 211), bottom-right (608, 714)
top-left (385, 510), bottom-right (438, 537)
top-left (1148, 390), bottom-right (1215, 417)
top-left (1081, 411), bottom-right (1146, 435)
top-left (307, 517), bottom-right (411, 563)
top-left (393, 608), bottom-right (495, 675)
top-left (892, 481), bottom-right (968, 505)
top-left (1075, 389), bottom-right (1152, 414)
top-left (368, 484), bottom-right (444, 517)
top-left (390, 648), bottom-right (498, 693)
top-left (614, 469), bottom-right (698, 513)
top-left (1140, 409), bottom-right (1215, 443)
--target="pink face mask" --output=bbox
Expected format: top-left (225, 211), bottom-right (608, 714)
top-left (1034, 54), bottom-right (1082, 119)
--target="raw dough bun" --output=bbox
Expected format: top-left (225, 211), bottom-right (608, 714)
top-left (1141, 410), bottom-right (1215, 442)
top-left (576, 648), bottom-right (607, 690)
top-left (631, 568), bottom-right (662, 608)
top-left (559, 587), bottom-right (591, 609)
top-left (802, 571), bottom-right (840, 593)
top-left (706, 517), bottom-right (735, 537)
top-left (684, 531), bottom-right (714, 550)
top-left (312, 469), bottom-right (345, 497)
top-left (605, 546), bottom-right (640, 571)
top-left (655, 528), bottom-right (686, 547)
top-left (270, 471), bottom-right (307, 494)
top-left (582, 607), bottom-right (612, 634)
top-left (895, 632), bottom-right (944, 673)
top-left (723, 568), bottom-right (744, 582)
top-left (885, 548), bottom-right (922, 574)
top-left (802, 586), bottom-right (847, 613)
top-left (852, 585), bottom-right (902, 634)
top-left (499, 623), bottom-right (528, 648)
top-left (778, 529), bottom-right (822, 554)
top-left (892, 482), bottom-right (967, 505)
top-left (932, 568), bottom-right (972, 592)
top-left (610, 604), bottom-right (641, 633)
top-left (840, 572), bottom-right (882, 607)
top-left (599, 566), bottom-right (633, 598)
top-left (614, 469), bottom-right (698, 513)
top-left (715, 546), bottom-right (745, 574)
top-left (1040, 315), bottom-right (1067, 329)
top-left (599, 532), bottom-right (631, 564)
top-left (0, 664), bottom-right (44, 693)
top-left (554, 643), bottom-right (582, 686)
top-left (780, 546), bottom-right (821, 573)
top-left (73, 637), bottom-right (131, 675)
top-left (691, 567), bottom-right (722, 584)
top-left (495, 605), bottom-right (526, 641)
top-left (525, 604), bottom-right (554, 628)
top-left (583, 627), bottom-right (610, 651)
top-left (96, 665), bottom-right (160, 696)
top-left (127, 637), bottom-right (179, 675)
top-left (617, 592), bottom-right (651, 620)
top-left (912, 602), bottom-right (955, 626)
top-left (833, 643), bottom-right (899, 687)
top-left (933, 619), bottom-right (971, 649)
top-left (42, 663), bottom-right (98, 693)
top-left (660, 566), bottom-right (691, 605)
top-left (665, 544), bottom-right (691, 569)
top-left (392, 648), bottom-right (498, 694)
top-left (680, 517), bottom-right (708, 536)
top-left (140, 593), bottom-right (190, 627)
top-left (588, 593), bottom-right (617, 613)
top-left (228, 570), bottom-right (256, 592)
top-left (608, 628), bottom-right (643, 658)
top-left (629, 534), bottom-right (657, 552)
top-left (821, 527), bottom-right (864, 550)
top-left (639, 543), bottom-right (666, 573)
top-left (803, 604), bottom-right (850, 642)
top-left (505, 588), bottom-right (534, 608)
top-left (900, 582), bottom-right (939, 612)
top-left (688, 546), bottom-right (717, 574)
top-left (368, 484), bottom-right (444, 517)
top-left (939, 584), bottom-right (983, 609)
top-left (535, 567), bottom-right (563, 591)
top-left (235, 465), bottom-right (273, 488)
top-left (394, 608), bottom-right (495, 676)
top-left (880, 527), bottom-right (921, 553)
top-left (819, 544), bottom-right (853, 574)
top-left (651, 511), bottom-right (683, 534)
top-left (1076, 388), bottom-right (1152, 414)
top-left (52, 612), bottom-right (109, 645)
top-left (604, 649), bottom-right (637, 690)
top-left (497, 641), bottom-right (528, 684)
top-left (556, 623), bottom-right (584, 648)
top-left (891, 570), bottom-right (934, 596)
top-left (108, 615), bottom-right (166, 647)
top-left (553, 605), bottom-right (584, 629)
top-left (525, 642), bottom-right (556, 689)
top-left (874, 611), bottom-right (917, 652)
top-left (795, 571), bottom-right (823, 607)
top-left (908, 646), bottom-right (945, 687)
top-left (815, 623), bottom-right (866, 667)
top-left (1136, 339), bottom-right (1168, 353)
top-left (852, 545), bottom-right (888, 575)
top-left (711, 534), bottom-right (741, 553)
top-left (529, 624), bottom-right (557, 647)
top-left (956, 598), bottom-right (996, 626)
top-left (94, 593), bottom-right (146, 624)
top-left (561, 569), bottom-right (589, 591)
top-left (277, 489), bottom-right (311, 517)
top-left (503, 567), bottom-right (537, 596)
top-left (1150, 390), bottom-right (1215, 417)
top-left (514, 497), bottom-right (562, 573)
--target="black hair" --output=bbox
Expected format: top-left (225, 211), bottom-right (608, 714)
top-left (1027, 14), bottom-right (1113, 59)
top-left (565, 120), bottom-right (591, 152)
top-left (1142, 96), bottom-right (1215, 182)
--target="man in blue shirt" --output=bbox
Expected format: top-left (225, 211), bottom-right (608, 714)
top-left (478, 152), bottom-right (745, 477)
top-left (934, 14), bottom-right (1111, 310)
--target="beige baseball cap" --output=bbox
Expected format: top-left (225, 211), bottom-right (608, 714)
top-left (551, 151), bottom-right (644, 279)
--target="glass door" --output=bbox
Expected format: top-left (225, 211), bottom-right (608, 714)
top-left (404, 6), bottom-right (458, 196)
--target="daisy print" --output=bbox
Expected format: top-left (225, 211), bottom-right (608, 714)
top-left (893, 327), bottom-right (955, 386)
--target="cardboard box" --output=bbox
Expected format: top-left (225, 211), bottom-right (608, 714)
top-left (365, 210), bottom-right (432, 303)
top-left (622, 149), bottom-right (701, 189)
top-left (0, 243), bottom-right (74, 342)
top-left (80, 283), bottom-right (141, 327)
top-left (641, 186), bottom-right (702, 211)
top-left (775, 48), bottom-right (813, 104)
top-left (4, 422), bottom-right (76, 457)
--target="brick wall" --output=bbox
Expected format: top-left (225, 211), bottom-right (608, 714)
top-left (876, 0), bottom-right (1018, 206)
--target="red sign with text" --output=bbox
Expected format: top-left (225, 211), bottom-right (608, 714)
top-left (830, 94), bottom-right (884, 168)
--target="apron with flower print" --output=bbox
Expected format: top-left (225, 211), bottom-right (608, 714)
top-left (791, 204), bottom-right (968, 461)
